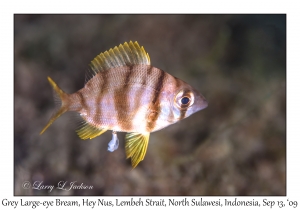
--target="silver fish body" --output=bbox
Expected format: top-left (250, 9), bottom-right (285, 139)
top-left (40, 41), bottom-right (208, 168)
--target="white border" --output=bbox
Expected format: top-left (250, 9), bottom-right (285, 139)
top-left (2, 1), bottom-right (299, 210)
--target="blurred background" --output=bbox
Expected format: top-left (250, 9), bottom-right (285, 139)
top-left (14, 14), bottom-right (286, 195)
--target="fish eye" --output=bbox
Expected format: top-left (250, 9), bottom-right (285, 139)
top-left (181, 97), bottom-right (190, 105)
top-left (174, 90), bottom-right (194, 109)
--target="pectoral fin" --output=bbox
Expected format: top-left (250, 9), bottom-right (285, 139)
top-left (125, 132), bottom-right (150, 168)
top-left (76, 122), bottom-right (108, 140)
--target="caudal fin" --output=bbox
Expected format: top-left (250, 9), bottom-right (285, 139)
top-left (40, 77), bottom-right (69, 135)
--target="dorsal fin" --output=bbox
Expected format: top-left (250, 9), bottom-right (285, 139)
top-left (86, 41), bottom-right (151, 83)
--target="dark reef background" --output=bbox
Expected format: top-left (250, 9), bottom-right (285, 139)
top-left (14, 14), bottom-right (286, 195)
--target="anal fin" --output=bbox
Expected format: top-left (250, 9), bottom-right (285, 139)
top-left (125, 132), bottom-right (150, 168)
top-left (76, 122), bottom-right (108, 140)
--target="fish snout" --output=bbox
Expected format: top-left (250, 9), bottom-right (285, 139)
top-left (193, 92), bottom-right (208, 112)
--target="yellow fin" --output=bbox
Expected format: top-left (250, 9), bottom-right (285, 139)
top-left (40, 77), bottom-right (68, 135)
top-left (89, 41), bottom-right (151, 76)
top-left (76, 122), bottom-right (108, 140)
top-left (125, 132), bottom-right (150, 168)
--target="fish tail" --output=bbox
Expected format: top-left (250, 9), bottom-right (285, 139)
top-left (40, 77), bottom-right (69, 135)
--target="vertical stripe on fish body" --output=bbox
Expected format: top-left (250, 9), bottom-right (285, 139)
top-left (40, 41), bottom-right (208, 168)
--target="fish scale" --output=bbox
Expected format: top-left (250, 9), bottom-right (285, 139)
top-left (40, 41), bottom-right (208, 168)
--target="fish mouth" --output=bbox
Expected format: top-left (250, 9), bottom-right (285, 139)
top-left (199, 97), bottom-right (208, 110)
top-left (193, 91), bottom-right (208, 112)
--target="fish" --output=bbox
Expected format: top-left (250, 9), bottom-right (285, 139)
top-left (40, 41), bottom-right (208, 168)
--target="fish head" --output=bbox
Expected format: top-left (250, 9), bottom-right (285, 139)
top-left (171, 81), bottom-right (208, 121)
top-left (152, 78), bottom-right (207, 132)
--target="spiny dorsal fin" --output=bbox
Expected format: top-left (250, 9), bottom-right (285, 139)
top-left (76, 121), bottom-right (108, 140)
top-left (125, 132), bottom-right (150, 168)
top-left (86, 41), bottom-right (151, 83)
